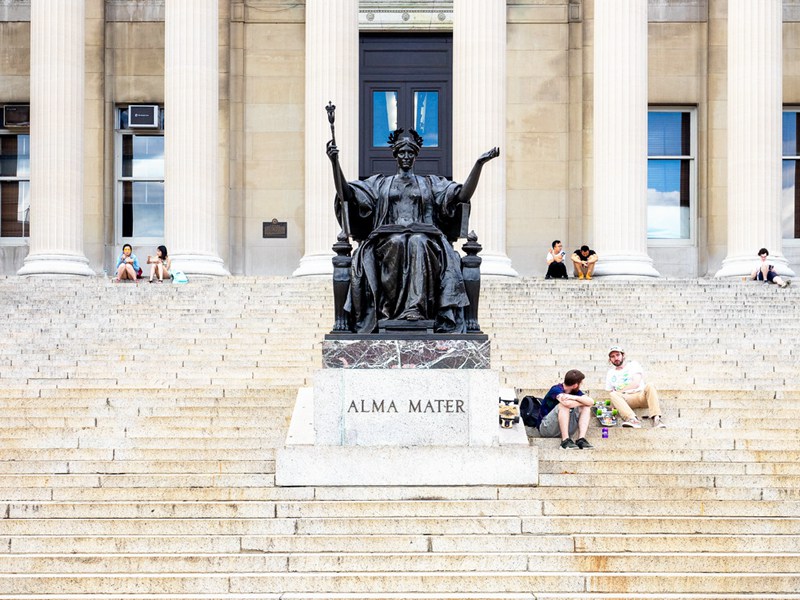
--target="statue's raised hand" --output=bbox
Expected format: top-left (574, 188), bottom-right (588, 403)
top-left (477, 147), bottom-right (500, 165)
top-left (326, 140), bottom-right (339, 163)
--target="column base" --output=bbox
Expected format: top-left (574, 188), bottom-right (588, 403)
top-left (593, 254), bottom-right (660, 278)
top-left (17, 253), bottom-right (95, 277)
top-left (478, 251), bottom-right (519, 277)
top-left (293, 252), bottom-right (334, 277)
top-left (715, 253), bottom-right (796, 279)
top-left (170, 254), bottom-right (229, 277)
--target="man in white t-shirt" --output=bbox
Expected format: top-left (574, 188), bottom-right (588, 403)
top-left (545, 240), bottom-right (568, 279)
top-left (605, 346), bottom-right (665, 428)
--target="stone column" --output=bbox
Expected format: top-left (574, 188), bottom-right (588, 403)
top-left (18, 0), bottom-right (94, 277)
top-left (716, 0), bottom-right (793, 277)
top-left (164, 0), bottom-right (228, 276)
top-left (592, 0), bottom-right (659, 278)
top-left (294, 0), bottom-right (359, 277)
top-left (453, 0), bottom-right (517, 277)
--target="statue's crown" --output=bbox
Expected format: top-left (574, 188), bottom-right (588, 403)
top-left (388, 128), bottom-right (423, 153)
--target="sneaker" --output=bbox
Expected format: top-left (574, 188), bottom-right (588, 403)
top-left (575, 437), bottom-right (594, 450)
top-left (653, 415), bottom-right (666, 428)
top-left (586, 274), bottom-right (592, 280)
top-left (621, 418), bottom-right (642, 428)
top-left (779, 279), bottom-right (791, 288)
top-left (578, 273), bottom-right (585, 280)
top-left (560, 438), bottom-right (579, 450)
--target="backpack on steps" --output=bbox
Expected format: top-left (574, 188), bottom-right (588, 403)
top-left (519, 395), bottom-right (544, 428)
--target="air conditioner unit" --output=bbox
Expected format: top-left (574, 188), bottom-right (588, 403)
top-left (128, 104), bottom-right (159, 128)
top-left (3, 105), bottom-right (30, 128)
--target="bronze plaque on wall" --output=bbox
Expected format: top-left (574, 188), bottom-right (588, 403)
top-left (263, 219), bottom-right (288, 239)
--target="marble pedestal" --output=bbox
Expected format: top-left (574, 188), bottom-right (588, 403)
top-left (276, 335), bottom-right (538, 487)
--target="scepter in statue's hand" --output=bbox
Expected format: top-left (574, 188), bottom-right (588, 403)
top-left (325, 101), bottom-right (351, 239)
top-left (326, 101), bottom-right (337, 145)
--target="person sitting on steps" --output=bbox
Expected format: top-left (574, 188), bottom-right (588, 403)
top-left (537, 369), bottom-right (595, 450)
top-left (605, 345), bottom-right (666, 428)
top-left (545, 240), bottom-right (568, 279)
top-left (748, 248), bottom-right (791, 288)
top-left (147, 245), bottom-right (171, 283)
top-left (114, 244), bottom-right (140, 283)
top-left (571, 244), bottom-right (598, 280)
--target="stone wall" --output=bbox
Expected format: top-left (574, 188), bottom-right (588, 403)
top-left (506, 9), bottom-right (571, 276)
top-left (2, 0), bottom-right (800, 276)
top-left (239, 3), bottom-right (305, 275)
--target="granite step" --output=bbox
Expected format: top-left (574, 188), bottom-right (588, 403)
top-left (0, 552), bottom-right (797, 574)
top-left (1, 571), bottom-right (797, 595)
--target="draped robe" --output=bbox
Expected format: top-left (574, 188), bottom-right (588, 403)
top-left (336, 173), bottom-right (470, 334)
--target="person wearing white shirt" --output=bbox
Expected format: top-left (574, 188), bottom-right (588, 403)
top-left (545, 240), bottom-right (568, 279)
top-left (605, 345), bottom-right (665, 428)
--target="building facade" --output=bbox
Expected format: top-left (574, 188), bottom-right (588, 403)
top-left (0, 0), bottom-right (798, 278)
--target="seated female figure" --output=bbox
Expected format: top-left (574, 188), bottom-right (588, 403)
top-left (327, 129), bottom-right (498, 333)
top-left (147, 245), bottom-right (172, 283)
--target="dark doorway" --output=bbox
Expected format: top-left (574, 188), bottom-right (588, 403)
top-left (359, 33), bottom-right (452, 179)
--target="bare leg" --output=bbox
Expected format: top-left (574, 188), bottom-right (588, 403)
top-left (115, 264), bottom-right (126, 282)
top-left (557, 405), bottom-right (573, 441)
top-left (576, 405), bottom-right (591, 439)
top-left (124, 264), bottom-right (137, 281)
top-left (149, 264), bottom-right (157, 282)
top-left (586, 262), bottom-right (596, 278)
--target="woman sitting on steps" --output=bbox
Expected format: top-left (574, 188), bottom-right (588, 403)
top-left (147, 245), bottom-right (171, 283)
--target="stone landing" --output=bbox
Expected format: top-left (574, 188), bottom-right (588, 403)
top-left (276, 335), bottom-right (538, 486)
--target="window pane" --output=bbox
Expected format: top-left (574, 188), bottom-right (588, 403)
top-left (122, 181), bottom-right (165, 238)
top-left (784, 112), bottom-right (799, 157)
top-left (0, 181), bottom-right (28, 237)
top-left (16, 135), bottom-right (29, 177)
top-left (647, 159), bottom-right (690, 239)
top-left (373, 91), bottom-right (398, 147)
top-left (122, 135), bottom-right (133, 178)
top-left (782, 159), bottom-right (800, 238)
top-left (122, 134), bottom-right (164, 179)
top-left (414, 91), bottom-right (439, 147)
top-left (131, 135), bottom-right (164, 178)
top-left (648, 112), bottom-right (689, 156)
top-left (0, 135), bottom-right (28, 177)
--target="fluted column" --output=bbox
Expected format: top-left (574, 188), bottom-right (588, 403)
top-left (294, 0), bottom-right (359, 277)
top-left (716, 0), bottom-right (793, 277)
top-left (592, 0), bottom-right (659, 278)
top-left (164, 0), bottom-right (228, 276)
top-left (18, 0), bottom-right (94, 277)
top-left (453, 0), bottom-right (517, 277)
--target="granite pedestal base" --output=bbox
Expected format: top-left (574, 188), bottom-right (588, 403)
top-left (276, 337), bottom-right (538, 487)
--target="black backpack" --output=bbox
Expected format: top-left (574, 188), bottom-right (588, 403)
top-left (519, 395), bottom-right (544, 428)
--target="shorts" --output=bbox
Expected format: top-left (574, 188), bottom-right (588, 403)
top-left (756, 268), bottom-right (777, 282)
top-left (538, 405), bottom-right (580, 438)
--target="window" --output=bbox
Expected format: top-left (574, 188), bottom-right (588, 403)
top-left (782, 109), bottom-right (800, 239)
top-left (0, 130), bottom-right (30, 238)
top-left (360, 34), bottom-right (452, 178)
top-left (647, 109), bottom-right (695, 240)
top-left (116, 106), bottom-right (164, 241)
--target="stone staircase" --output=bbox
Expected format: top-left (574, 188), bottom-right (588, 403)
top-left (0, 276), bottom-right (798, 599)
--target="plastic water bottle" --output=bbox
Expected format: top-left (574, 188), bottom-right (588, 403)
top-left (602, 427), bottom-right (609, 439)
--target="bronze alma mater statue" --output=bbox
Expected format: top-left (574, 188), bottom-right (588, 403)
top-left (327, 126), bottom-right (498, 334)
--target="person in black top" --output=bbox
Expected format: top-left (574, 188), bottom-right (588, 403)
top-left (537, 369), bottom-right (595, 450)
top-left (571, 244), bottom-right (598, 280)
